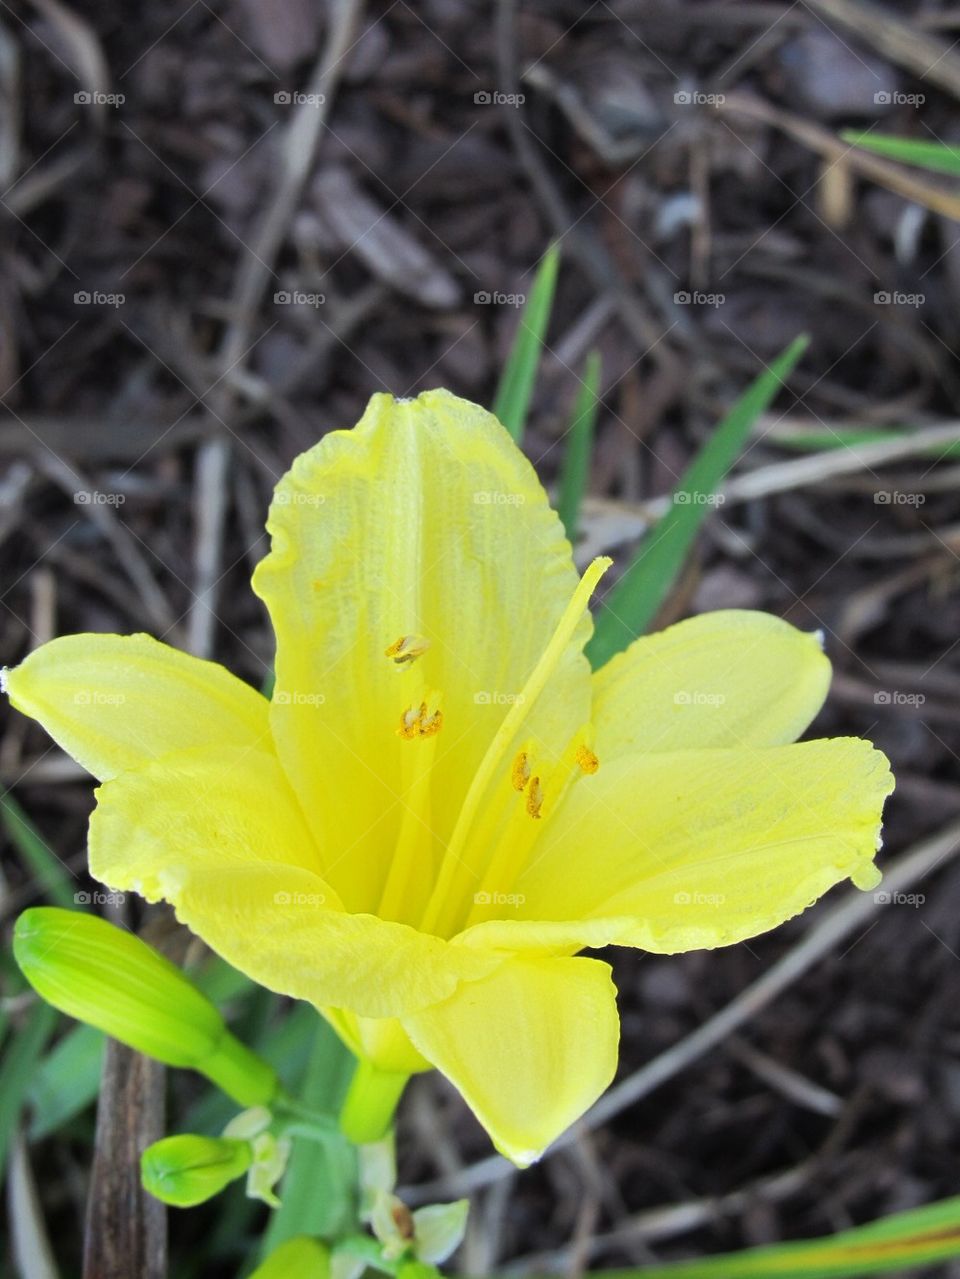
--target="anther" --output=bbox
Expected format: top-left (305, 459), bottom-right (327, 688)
top-left (576, 745), bottom-right (599, 774)
top-left (511, 750), bottom-right (531, 792)
top-left (525, 776), bottom-right (543, 819)
top-left (398, 701), bottom-right (443, 739)
top-left (385, 635), bottom-right (431, 667)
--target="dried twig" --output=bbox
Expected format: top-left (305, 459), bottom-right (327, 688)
top-left (82, 1043), bottom-right (166, 1279)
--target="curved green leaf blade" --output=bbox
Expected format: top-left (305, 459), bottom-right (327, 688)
top-left (587, 334), bottom-right (809, 668)
top-left (595, 1192), bottom-right (960, 1278)
top-left (492, 243), bottom-right (560, 442)
top-left (842, 131), bottom-right (960, 177)
top-left (558, 350), bottom-right (602, 542)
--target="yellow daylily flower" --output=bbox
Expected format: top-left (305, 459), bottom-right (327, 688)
top-left (2, 389), bottom-right (893, 1167)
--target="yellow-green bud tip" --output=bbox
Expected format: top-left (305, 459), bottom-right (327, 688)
top-left (141, 1135), bottom-right (252, 1207)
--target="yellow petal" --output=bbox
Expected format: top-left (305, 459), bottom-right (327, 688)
top-left (3, 633), bottom-right (269, 780)
top-left (509, 737), bottom-right (894, 952)
top-left (251, 389), bottom-right (590, 920)
top-left (592, 610), bottom-right (831, 758)
top-left (404, 954), bottom-right (619, 1166)
top-left (89, 748), bottom-right (498, 1018)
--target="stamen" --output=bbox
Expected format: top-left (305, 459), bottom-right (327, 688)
top-left (511, 750), bottom-right (531, 792)
top-left (576, 745), bottom-right (599, 774)
top-left (398, 700), bottom-right (443, 739)
top-left (385, 635), bottom-right (431, 667)
top-left (419, 557), bottom-right (611, 937)
top-left (525, 776), bottom-right (543, 819)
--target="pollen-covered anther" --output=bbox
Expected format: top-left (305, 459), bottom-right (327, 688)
top-left (511, 750), bottom-right (531, 792)
top-left (397, 701), bottom-right (443, 739)
top-left (525, 776), bottom-right (543, 819)
top-left (385, 635), bottom-right (431, 667)
top-left (576, 745), bottom-right (599, 774)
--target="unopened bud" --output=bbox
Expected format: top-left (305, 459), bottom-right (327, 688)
top-left (141, 1134), bottom-right (252, 1207)
top-left (14, 908), bottom-right (278, 1105)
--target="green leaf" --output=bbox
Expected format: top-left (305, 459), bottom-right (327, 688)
top-left (492, 243), bottom-right (561, 442)
top-left (771, 422), bottom-right (960, 459)
top-left (28, 1022), bottom-right (104, 1140)
top-left (1, 792), bottom-right (76, 910)
top-left (842, 130), bottom-right (960, 177)
top-left (261, 1019), bottom-right (357, 1255)
top-left (0, 1001), bottom-right (59, 1191)
top-left (596, 1192), bottom-right (960, 1278)
top-left (586, 334), bottom-right (809, 668)
top-left (557, 351), bottom-right (602, 542)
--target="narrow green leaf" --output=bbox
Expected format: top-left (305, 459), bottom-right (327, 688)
top-left (587, 335), bottom-right (809, 668)
top-left (28, 1022), bottom-right (104, 1140)
top-left (261, 1019), bottom-right (357, 1255)
top-left (772, 422), bottom-right (960, 459)
top-left (1, 793), bottom-right (76, 909)
top-left (595, 1192), bottom-right (960, 1278)
top-left (842, 130), bottom-right (960, 177)
top-left (0, 1002), bottom-right (59, 1191)
top-left (492, 243), bottom-right (561, 442)
top-left (557, 351), bottom-right (602, 542)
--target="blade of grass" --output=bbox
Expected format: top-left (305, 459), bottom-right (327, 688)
top-left (0, 1002), bottom-right (59, 1193)
top-left (1, 793), bottom-right (77, 910)
top-left (557, 351), bottom-right (602, 542)
top-left (28, 1023), bottom-right (104, 1140)
top-left (587, 334), bottom-right (809, 668)
top-left (596, 1192), bottom-right (960, 1278)
top-left (492, 243), bottom-right (560, 442)
top-left (842, 131), bottom-right (960, 177)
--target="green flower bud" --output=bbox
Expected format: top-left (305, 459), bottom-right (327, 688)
top-left (141, 1134), bottom-right (252, 1207)
top-left (14, 908), bottom-right (277, 1106)
top-left (250, 1238), bottom-right (330, 1279)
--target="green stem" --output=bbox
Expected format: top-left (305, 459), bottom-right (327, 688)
top-left (339, 1058), bottom-right (409, 1144)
